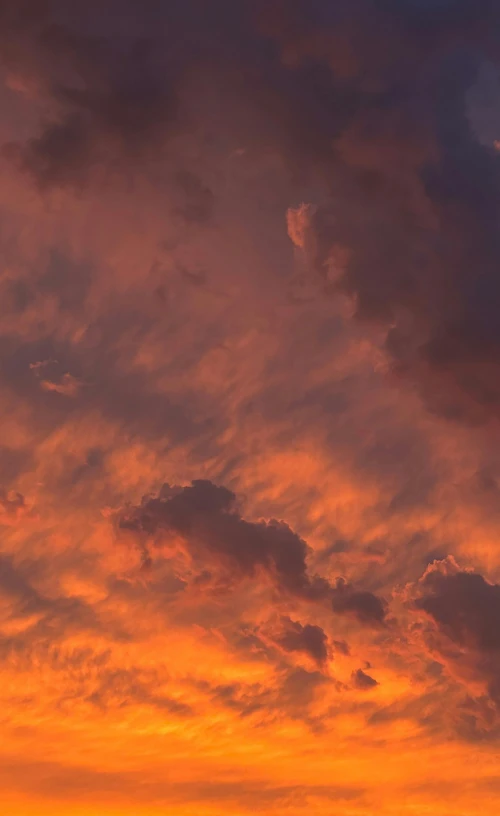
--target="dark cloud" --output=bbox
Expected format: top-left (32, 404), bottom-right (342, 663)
top-left (119, 479), bottom-right (332, 602)
top-left (416, 562), bottom-right (500, 654)
top-left (414, 558), bottom-right (500, 732)
top-left (4, 1), bottom-right (500, 422)
top-left (352, 668), bottom-right (378, 690)
top-left (1, 3), bottom-right (181, 189)
top-left (272, 616), bottom-right (329, 665)
top-left (119, 480), bottom-right (386, 625)
top-left (272, 2), bottom-right (500, 423)
top-left (331, 578), bottom-right (387, 627)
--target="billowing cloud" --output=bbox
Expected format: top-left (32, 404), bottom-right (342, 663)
top-left (118, 479), bottom-right (386, 624)
top-left (119, 479), bottom-right (330, 600)
top-left (416, 559), bottom-right (500, 655)
top-left (414, 558), bottom-right (500, 713)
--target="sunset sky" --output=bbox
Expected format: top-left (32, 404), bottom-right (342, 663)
top-left (3, 1), bottom-right (500, 814)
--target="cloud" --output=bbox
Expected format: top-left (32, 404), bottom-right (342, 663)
top-left (1, 5), bottom-right (181, 189)
top-left (413, 557), bottom-right (500, 733)
top-left (333, 639), bottom-right (350, 656)
top-left (2, 0), bottom-right (500, 810)
top-left (39, 372), bottom-right (82, 397)
top-left (331, 578), bottom-right (387, 627)
top-left (352, 668), bottom-right (378, 690)
top-left (119, 479), bottom-right (331, 601)
top-left (271, 616), bottom-right (329, 666)
top-left (0, 488), bottom-right (26, 523)
top-left (6, 0), bottom-right (500, 424)
top-left (86, 666), bottom-right (193, 716)
top-left (416, 558), bottom-right (500, 655)
top-left (199, 664), bottom-right (333, 728)
top-left (0, 754), bottom-right (364, 808)
top-left (29, 359), bottom-right (84, 397)
top-left (279, 3), bottom-right (500, 423)
top-left (0, 553), bottom-right (110, 656)
top-left (118, 479), bottom-right (386, 624)
top-left (286, 202), bottom-right (315, 251)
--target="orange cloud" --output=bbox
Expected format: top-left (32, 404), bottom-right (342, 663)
top-left (1, 1), bottom-right (500, 814)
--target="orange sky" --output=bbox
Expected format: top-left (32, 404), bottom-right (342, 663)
top-left (2, 1), bottom-right (500, 814)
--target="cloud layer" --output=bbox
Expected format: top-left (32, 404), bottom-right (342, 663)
top-left (1, 1), bottom-right (500, 815)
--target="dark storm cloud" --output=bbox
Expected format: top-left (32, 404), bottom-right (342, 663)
top-left (119, 479), bottom-right (386, 623)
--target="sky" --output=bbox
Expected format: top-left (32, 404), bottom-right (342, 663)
top-left (2, 1), bottom-right (500, 814)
